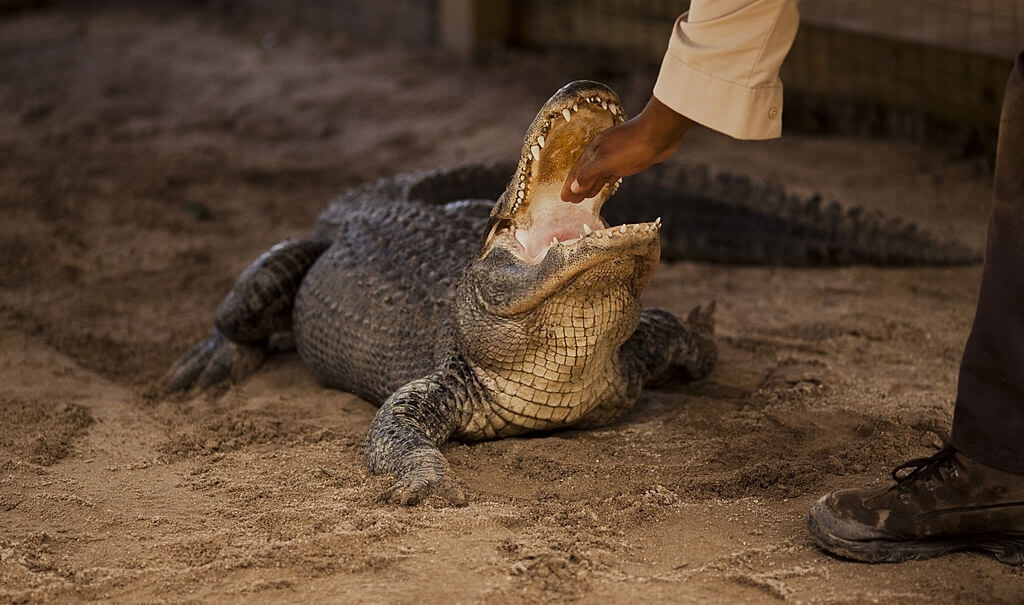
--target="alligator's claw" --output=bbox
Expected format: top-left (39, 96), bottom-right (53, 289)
top-left (161, 329), bottom-right (266, 393)
top-left (686, 299), bottom-right (716, 336)
top-left (378, 474), bottom-right (468, 507)
top-left (678, 301), bottom-right (717, 381)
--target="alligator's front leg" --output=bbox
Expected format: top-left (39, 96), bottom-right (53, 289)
top-left (365, 372), bottom-right (469, 507)
top-left (162, 237), bottom-right (329, 392)
top-left (619, 303), bottom-right (717, 393)
top-left (575, 304), bottom-right (717, 430)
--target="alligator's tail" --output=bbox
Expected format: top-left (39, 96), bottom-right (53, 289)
top-left (403, 162), bottom-right (515, 206)
top-left (605, 163), bottom-right (981, 267)
top-left (319, 161), bottom-right (980, 267)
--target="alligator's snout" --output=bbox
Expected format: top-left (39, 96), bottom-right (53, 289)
top-left (482, 81), bottom-right (661, 267)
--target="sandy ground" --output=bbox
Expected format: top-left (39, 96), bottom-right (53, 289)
top-left (2, 4), bottom-right (1023, 603)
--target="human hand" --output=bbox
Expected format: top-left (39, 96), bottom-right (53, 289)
top-left (561, 96), bottom-right (693, 203)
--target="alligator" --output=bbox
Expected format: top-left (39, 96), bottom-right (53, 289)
top-left (162, 80), bottom-right (979, 506)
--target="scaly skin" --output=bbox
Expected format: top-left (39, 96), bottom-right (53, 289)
top-left (162, 80), bottom-right (978, 506)
top-left (297, 81), bottom-right (712, 505)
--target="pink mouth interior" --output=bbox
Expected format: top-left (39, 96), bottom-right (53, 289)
top-left (512, 184), bottom-right (606, 260)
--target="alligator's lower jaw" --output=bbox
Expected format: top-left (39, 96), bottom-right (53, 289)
top-left (509, 218), bottom-right (662, 264)
top-left (487, 227), bottom-right (660, 318)
top-left (498, 178), bottom-right (661, 263)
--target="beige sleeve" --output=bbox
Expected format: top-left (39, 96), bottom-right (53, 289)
top-left (652, 0), bottom-right (799, 140)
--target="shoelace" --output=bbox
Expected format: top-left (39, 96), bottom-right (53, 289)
top-left (888, 448), bottom-right (958, 485)
top-left (890, 442), bottom-right (959, 485)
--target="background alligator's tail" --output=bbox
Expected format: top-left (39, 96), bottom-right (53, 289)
top-left (403, 162), bottom-right (515, 206)
top-left (322, 161), bottom-right (981, 267)
top-left (605, 163), bottom-right (981, 267)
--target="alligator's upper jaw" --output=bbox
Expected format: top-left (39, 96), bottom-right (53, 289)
top-left (482, 80), bottom-right (659, 266)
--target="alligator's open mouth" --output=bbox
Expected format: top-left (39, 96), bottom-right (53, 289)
top-left (482, 81), bottom-right (661, 265)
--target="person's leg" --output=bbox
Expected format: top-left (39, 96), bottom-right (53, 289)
top-left (806, 52), bottom-right (1024, 565)
top-left (952, 51), bottom-right (1024, 474)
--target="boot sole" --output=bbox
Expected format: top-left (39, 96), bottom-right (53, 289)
top-left (807, 500), bottom-right (1024, 566)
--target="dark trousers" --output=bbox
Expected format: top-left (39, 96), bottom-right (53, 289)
top-left (952, 51), bottom-right (1024, 473)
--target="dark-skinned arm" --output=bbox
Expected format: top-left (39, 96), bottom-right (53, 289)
top-left (560, 96), bottom-right (693, 203)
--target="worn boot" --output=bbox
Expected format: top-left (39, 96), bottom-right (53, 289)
top-left (807, 446), bottom-right (1024, 565)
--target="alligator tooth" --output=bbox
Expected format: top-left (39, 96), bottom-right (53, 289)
top-left (562, 108), bottom-right (572, 122)
top-left (537, 135), bottom-right (545, 148)
top-left (531, 145), bottom-right (540, 161)
top-left (619, 225), bottom-right (627, 234)
top-left (601, 100), bottom-right (608, 110)
top-left (655, 216), bottom-right (662, 226)
top-left (572, 103), bottom-right (578, 112)
top-left (609, 102), bottom-right (619, 115)
top-left (594, 231), bottom-right (603, 238)
top-left (583, 223), bottom-right (592, 235)
top-left (551, 236), bottom-right (559, 245)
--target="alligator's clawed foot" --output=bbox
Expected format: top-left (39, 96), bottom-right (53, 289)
top-left (161, 329), bottom-right (267, 393)
top-left (378, 474), bottom-right (468, 507)
top-left (679, 300), bottom-right (717, 381)
top-left (686, 300), bottom-right (716, 337)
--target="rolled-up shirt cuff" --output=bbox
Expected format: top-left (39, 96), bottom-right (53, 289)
top-left (653, 45), bottom-right (784, 140)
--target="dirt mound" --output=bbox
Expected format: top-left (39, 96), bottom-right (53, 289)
top-left (159, 408), bottom-right (339, 459)
top-left (0, 399), bottom-right (93, 465)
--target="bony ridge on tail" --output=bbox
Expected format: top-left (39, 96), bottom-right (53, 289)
top-left (162, 80), bottom-right (718, 505)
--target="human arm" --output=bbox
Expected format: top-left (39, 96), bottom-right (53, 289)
top-left (560, 96), bottom-right (693, 203)
top-left (561, 0), bottom-right (799, 203)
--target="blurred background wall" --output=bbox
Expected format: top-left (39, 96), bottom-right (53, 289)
top-left (191, 0), bottom-right (1024, 156)
top-left (11, 0), bottom-right (1018, 156)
